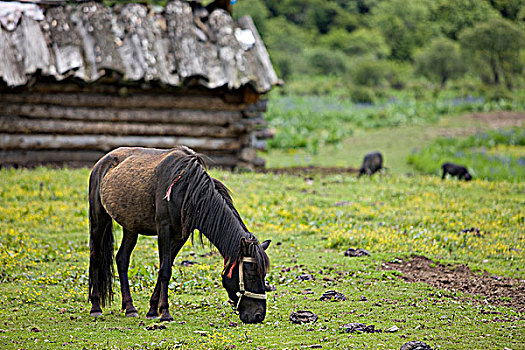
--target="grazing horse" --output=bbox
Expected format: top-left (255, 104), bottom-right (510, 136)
top-left (441, 162), bottom-right (472, 181)
top-left (88, 146), bottom-right (271, 324)
top-left (358, 151), bottom-right (383, 177)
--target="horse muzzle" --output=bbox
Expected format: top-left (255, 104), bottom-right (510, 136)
top-left (239, 308), bottom-right (266, 324)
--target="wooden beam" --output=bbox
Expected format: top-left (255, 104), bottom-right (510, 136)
top-left (0, 116), bottom-right (246, 137)
top-left (0, 149), bottom-right (241, 169)
top-left (0, 104), bottom-right (243, 126)
top-left (0, 92), bottom-right (246, 110)
top-left (0, 150), bottom-right (104, 165)
top-left (0, 134), bottom-right (241, 151)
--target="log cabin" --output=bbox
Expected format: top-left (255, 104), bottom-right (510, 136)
top-left (0, 0), bottom-right (279, 169)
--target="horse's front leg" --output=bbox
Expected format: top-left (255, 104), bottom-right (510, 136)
top-left (147, 233), bottom-right (185, 320)
top-left (150, 221), bottom-right (175, 322)
top-left (116, 229), bottom-right (138, 317)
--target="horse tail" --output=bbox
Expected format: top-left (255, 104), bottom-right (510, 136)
top-left (88, 155), bottom-right (117, 308)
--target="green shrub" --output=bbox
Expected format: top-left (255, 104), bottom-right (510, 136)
top-left (483, 85), bottom-right (515, 102)
top-left (383, 60), bottom-right (413, 89)
top-left (306, 47), bottom-right (348, 75)
top-left (350, 58), bottom-right (389, 87)
top-left (414, 37), bottom-right (466, 88)
top-left (348, 86), bottom-right (376, 103)
top-left (265, 95), bottom-right (354, 152)
top-left (320, 28), bottom-right (390, 59)
top-left (278, 75), bottom-right (349, 96)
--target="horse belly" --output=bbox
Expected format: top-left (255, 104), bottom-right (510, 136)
top-left (100, 164), bottom-right (158, 235)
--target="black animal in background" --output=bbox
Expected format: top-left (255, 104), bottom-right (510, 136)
top-left (441, 162), bottom-right (472, 181)
top-left (358, 152), bottom-right (383, 177)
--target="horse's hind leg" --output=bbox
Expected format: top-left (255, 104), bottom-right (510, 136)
top-left (88, 155), bottom-right (118, 317)
top-left (116, 229), bottom-right (138, 317)
top-left (88, 198), bottom-right (114, 317)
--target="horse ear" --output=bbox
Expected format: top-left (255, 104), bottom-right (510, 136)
top-left (240, 237), bottom-right (250, 256)
top-left (261, 240), bottom-right (271, 250)
top-left (240, 237), bottom-right (247, 247)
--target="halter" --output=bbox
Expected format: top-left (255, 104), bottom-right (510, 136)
top-left (226, 256), bottom-right (267, 311)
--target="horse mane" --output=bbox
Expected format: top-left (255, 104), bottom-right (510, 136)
top-left (166, 147), bottom-right (269, 277)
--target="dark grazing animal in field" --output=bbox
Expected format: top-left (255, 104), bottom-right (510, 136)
top-left (88, 146), bottom-right (270, 324)
top-left (358, 152), bottom-right (383, 177)
top-left (441, 162), bottom-right (472, 181)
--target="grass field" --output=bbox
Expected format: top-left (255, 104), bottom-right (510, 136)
top-left (408, 127), bottom-right (525, 181)
top-left (1, 155), bottom-right (524, 349)
top-left (265, 110), bottom-right (524, 175)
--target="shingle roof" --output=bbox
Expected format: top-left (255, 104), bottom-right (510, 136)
top-left (0, 0), bottom-right (279, 92)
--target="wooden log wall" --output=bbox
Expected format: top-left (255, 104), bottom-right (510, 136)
top-left (0, 84), bottom-right (271, 169)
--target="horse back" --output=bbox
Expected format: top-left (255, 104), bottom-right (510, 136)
top-left (93, 147), bottom-right (183, 235)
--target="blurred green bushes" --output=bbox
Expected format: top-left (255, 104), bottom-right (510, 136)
top-left (230, 0), bottom-right (525, 93)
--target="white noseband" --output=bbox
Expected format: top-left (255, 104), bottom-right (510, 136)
top-left (234, 257), bottom-right (267, 311)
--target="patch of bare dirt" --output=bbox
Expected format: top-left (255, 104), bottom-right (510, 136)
top-left (425, 111), bottom-right (525, 139)
top-left (383, 256), bottom-right (525, 314)
top-left (468, 111), bottom-right (524, 129)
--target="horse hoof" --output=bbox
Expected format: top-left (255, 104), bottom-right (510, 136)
top-left (146, 314), bottom-right (160, 320)
top-left (126, 311), bottom-right (139, 318)
top-left (90, 311), bottom-right (103, 317)
top-left (160, 316), bottom-right (173, 322)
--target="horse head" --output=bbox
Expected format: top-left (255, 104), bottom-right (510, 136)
top-left (222, 237), bottom-right (271, 324)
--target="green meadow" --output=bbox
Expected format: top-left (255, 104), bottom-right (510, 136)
top-left (1, 108), bottom-right (524, 349)
top-left (3, 0), bottom-right (525, 347)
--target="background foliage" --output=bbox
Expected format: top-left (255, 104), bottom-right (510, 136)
top-left (232, 0), bottom-right (525, 90)
top-left (231, 0), bottom-right (525, 155)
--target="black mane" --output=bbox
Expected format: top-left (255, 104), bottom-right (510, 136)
top-left (167, 148), bottom-right (269, 277)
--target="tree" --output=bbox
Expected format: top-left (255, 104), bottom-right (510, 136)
top-left (231, 0), bottom-right (270, 33)
top-left (489, 0), bottom-right (525, 21)
top-left (278, 0), bottom-right (342, 34)
top-left (319, 28), bottom-right (389, 59)
top-left (370, 0), bottom-right (437, 61)
top-left (262, 17), bottom-right (315, 78)
top-left (414, 37), bottom-right (466, 87)
top-left (459, 17), bottom-right (525, 88)
top-left (433, 0), bottom-right (500, 39)
top-left (306, 47), bottom-right (348, 75)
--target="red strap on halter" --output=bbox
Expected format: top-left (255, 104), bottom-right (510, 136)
top-left (225, 259), bottom-right (237, 279)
